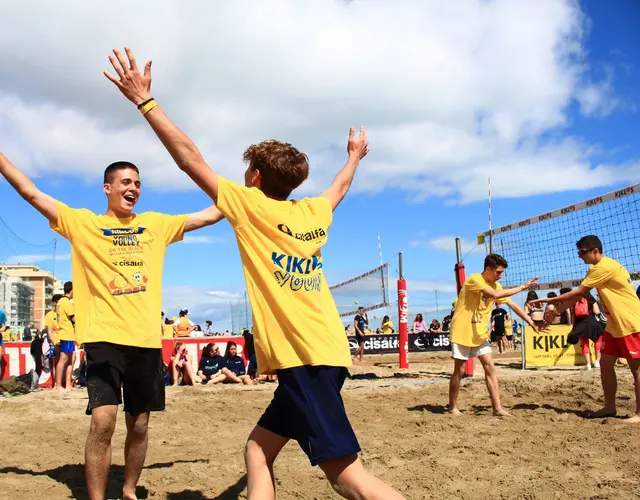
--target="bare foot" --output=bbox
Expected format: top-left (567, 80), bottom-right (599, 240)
top-left (448, 408), bottom-right (461, 416)
top-left (493, 409), bottom-right (512, 417)
top-left (622, 414), bottom-right (640, 424)
top-left (587, 407), bottom-right (617, 419)
top-left (122, 491), bottom-right (137, 500)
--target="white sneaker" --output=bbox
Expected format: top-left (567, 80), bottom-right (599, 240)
top-left (586, 364), bottom-right (592, 371)
top-left (594, 360), bottom-right (600, 368)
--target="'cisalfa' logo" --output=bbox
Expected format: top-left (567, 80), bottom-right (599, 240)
top-left (277, 224), bottom-right (326, 242)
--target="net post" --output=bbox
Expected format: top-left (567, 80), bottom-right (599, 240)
top-left (397, 252), bottom-right (409, 369)
top-left (454, 238), bottom-right (474, 377)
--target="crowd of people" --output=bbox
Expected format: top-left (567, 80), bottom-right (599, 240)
top-left (2, 44), bottom-right (639, 499)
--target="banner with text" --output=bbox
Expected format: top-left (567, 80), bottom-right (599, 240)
top-left (348, 333), bottom-right (450, 355)
top-left (524, 325), bottom-right (594, 368)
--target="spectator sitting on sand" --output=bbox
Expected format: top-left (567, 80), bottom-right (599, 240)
top-left (197, 343), bottom-right (226, 384)
top-left (220, 341), bottom-right (253, 384)
top-left (170, 342), bottom-right (200, 386)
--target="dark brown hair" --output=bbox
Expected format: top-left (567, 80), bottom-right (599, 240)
top-left (243, 140), bottom-right (309, 199)
top-left (484, 253), bottom-right (508, 270)
top-left (104, 161), bottom-right (139, 184)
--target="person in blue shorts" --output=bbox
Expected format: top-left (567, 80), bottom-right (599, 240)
top-left (0, 308), bottom-right (7, 379)
top-left (106, 46), bottom-right (405, 499)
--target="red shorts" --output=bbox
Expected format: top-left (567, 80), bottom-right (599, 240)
top-left (601, 331), bottom-right (640, 360)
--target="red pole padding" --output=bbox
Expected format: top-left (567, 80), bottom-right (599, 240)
top-left (397, 278), bottom-right (409, 369)
top-left (454, 262), bottom-right (474, 377)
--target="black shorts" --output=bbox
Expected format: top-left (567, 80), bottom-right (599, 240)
top-left (258, 365), bottom-right (361, 466)
top-left (84, 342), bottom-right (165, 416)
top-left (355, 333), bottom-right (364, 345)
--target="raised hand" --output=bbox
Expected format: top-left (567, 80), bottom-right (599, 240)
top-left (347, 126), bottom-right (370, 160)
top-left (104, 47), bottom-right (152, 106)
top-left (522, 277), bottom-right (540, 289)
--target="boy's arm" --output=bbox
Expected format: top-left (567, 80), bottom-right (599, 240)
top-left (504, 300), bottom-right (540, 331)
top-left (321, 127), bottom-right (370, 211)
top-left (0, 153), bottom-right (59, 223)
top-left (104, 48), bottom-right (219, 202)
top-left (184, 206), bottom-right (226, 233)
top-left (481, 276), bottom-right (539, 300)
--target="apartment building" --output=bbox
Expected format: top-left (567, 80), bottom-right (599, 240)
top-left (0, 265), bottom-right (56, 329)
top-left (0, 272), bottom-right (35, 329)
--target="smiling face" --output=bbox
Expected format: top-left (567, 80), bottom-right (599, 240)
top-left (104, 167), bottom-right (141, 217)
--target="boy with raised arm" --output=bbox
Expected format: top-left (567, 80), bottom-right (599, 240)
top-left (106, 47), bottom-right (405, 500)
top-left (448, 254), bottom-right (540, 416)
top-left (533, 235), bottom-right (640, 423)
top-left (0, 152), bottom-right (223, 500)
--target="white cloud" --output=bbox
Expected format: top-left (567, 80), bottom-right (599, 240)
top-left (410, 236), bottom-right (483, 256)
top-left (180, 235), bottom-right (224, 244)
top-left (0, 1), bottom-right (637, 204)
top-left (4, 253), bottom-right (71, 264)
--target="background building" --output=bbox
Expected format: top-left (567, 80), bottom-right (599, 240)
top-left (0, 271), bottom-right (35, 330)
top-left (0, 265), bottom-right (55, 329)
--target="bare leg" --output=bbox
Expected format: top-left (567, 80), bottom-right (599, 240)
top-left (170, 363), bottom-right (179, 386)
top-left (221, 368), bottom-right (244, 384)
top-left (497, 335), bottom-right (503, 354)
top-left (0, 346), bottom-right (4, 380)
top-left (85, 405), bottom-right (118, 500)
top-left (448, 358), bottom-right (467, 414)
top-left (182, 363), bottom-right (198, 385)
top-left (55, 352), bottom-right (70, 392)
top-left (209, 373), bottom-right (226, 384)
top-left (123, 412), bottom-right (150, 500)
top-left (66, 350), bottom-right (77, 388)
top-left (590, 353), bottom-right (617, 417)
top-left (623, 358), bottom-right (640, 423)
top-left (320, 454), bottom-right (405, 500)
top-left (478, 353), bottom-right (510, 416)
top-left (245, 425), bottom-right (289, 500)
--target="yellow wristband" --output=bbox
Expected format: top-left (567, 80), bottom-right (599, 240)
top-left (140, 100), bottom-right (158, 116)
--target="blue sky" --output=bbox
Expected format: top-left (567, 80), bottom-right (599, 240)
top-left (1, 1), bottom-right (640, 330)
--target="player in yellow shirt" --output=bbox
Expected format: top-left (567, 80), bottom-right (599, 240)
top-left (534, 235), bottom-right (640, 423)
top-left (44, 294), bottom-right (62, 388)
top-left (55, 282), bottom-right (76, 392)
top-left (0, 155), bottom-right (224, 498)
top-left (448, 254), bottom-right (540, 416)
top-left (107, 47), bottom-right (405, 499)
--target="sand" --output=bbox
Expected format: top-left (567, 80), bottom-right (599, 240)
top-left (1, 351), bottom-right (639, 499)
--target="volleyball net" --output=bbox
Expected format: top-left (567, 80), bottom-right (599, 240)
top-left (477, 184), bottom-right (640, 289)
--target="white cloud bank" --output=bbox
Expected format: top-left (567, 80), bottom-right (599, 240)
top-left (0, 0), bottom-right (637, 204)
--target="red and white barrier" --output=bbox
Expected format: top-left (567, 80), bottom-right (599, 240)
top-left (1, 337), bottom-right (247, 388)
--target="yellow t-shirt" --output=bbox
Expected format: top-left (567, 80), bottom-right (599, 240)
top-left (450, 273), bottom-right (509, 347)
top-left (176, 317), bottom-right (191, 337)
top-left (581, 256), bottom-right (640, 338)
top-left (216, 176), bottom-right (351, 374)
top-left (381, 320), bottom-right (394, 334)
top-left (44, 309), bottom-right (60, 344)
top-left (50, 202), bottom-right (187, 348)
top-left (163, 323), bottom-right (174, 339)
top-left (56, 296), bottom-right (75, 342)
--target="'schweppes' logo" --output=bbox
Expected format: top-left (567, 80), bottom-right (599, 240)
top-left (277, 224), bottom-right (326, 242)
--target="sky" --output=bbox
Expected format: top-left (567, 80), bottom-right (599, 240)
top-left (1, 0), bottom-right (639, 330)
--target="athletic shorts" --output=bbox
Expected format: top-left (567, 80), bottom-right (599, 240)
top-left (355, 333), bottom-right (364, 345)
top-left (258, 365), bottom-right (360, 466)
top-left (601, 331), bottom-right (640, 360)
top-left (84, 342), bottom-right (165, 416)
top-left (506, 335), bottom-right (513, 341)
top-left (59, 340), bottom-right (75, 353)
top-left (0, 337), bottom-right (3, 347)
top-left (451, 340), bottom-right (492, 360)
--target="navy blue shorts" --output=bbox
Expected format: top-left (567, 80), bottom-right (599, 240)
top-left (258, 365), bottom-right (360, 466)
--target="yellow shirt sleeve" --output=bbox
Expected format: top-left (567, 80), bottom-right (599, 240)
top-left (160, 213), bottom-right (189, 245)
top-left (302, 197), bottom-right (334, 230)
top-left (216, 176), bottom-right (260, 225)
top-left (581, 264), bottom-right (613, 290)
top-left (49, 201), bottom-right (87, 241)
top-left (61, 299), bottom-right (74, 319)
